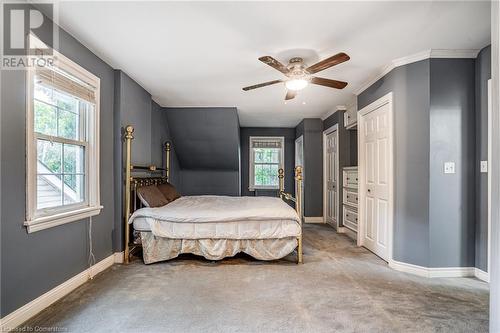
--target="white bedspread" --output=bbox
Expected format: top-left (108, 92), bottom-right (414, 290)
top-left (129, 196), bottom-right (301, 240)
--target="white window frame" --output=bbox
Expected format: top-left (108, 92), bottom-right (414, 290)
top-left (25, 39), bottom-right (102, 233)
top-left (248, 136), bottom-right (285, 191)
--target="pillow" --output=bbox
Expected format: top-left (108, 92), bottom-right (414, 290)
top-left (136, 185), bottom-right (169, 208)
top-left (158, 182), bottom-right (181, 202)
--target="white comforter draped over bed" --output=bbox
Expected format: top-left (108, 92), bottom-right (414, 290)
top-left (129, 196), bottom-right (301, 240)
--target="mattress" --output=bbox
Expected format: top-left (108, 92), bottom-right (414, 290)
top-left (133, 216), bottom-right (300, 239)
top-left (130, 195), bottom-right (301, 240)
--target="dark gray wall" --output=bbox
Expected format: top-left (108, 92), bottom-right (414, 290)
top-left (151, 102), bottom-right (180, 187)
top-left (358, 60), bottom-right (431, 267)
top-left (1, 15), bottom-right (115, 316)
top-left (429, 58), bottom-right (476, 268)
top-left (113, 72), bottom-right (178, 252)
top-left (358, 57), bottom-right (484, 269)
top-left (295, 119), bottom-right (323, 217)
top-left (164, 107), bottom-right (240, 196)
top-left (240, 128), bottom-right (296, 197)
top-left (475, 46), bottom-right (491, 271)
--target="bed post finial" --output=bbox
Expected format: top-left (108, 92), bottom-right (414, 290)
top-left (124, 125), bottom-right (135, 264)
top-left (278, 168), bottom-right (285, 199)
top-left (125, 125), bottom-right (134, 139)
top-left (165, 141), bottom-right (171, 180)
top-left (295, 165), bottom-right (303, 264)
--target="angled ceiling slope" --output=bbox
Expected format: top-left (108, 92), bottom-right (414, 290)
top-left (165, 107), bottom-right (240, 170)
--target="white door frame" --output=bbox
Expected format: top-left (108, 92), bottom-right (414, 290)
top-left (357, 92), bottom-right (394, 263)
top-left (487, 79), bottom-right (492, 282)
top-left (323, 124), bottom-right (339, 227)
top-left (295, 135), bottom-right (305, 218)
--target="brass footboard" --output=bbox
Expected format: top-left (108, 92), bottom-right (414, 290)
top-left (278, 167), bottom-right (304, 264)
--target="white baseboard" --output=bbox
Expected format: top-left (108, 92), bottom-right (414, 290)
top-left (0, 252), bottom-right (119, 330)
top-left (340, 227), bottom-right (357, 241)
top-left (474, 268), bottom-right (490, 282)
top-left (114, 251), bottom-right (124, 264)
top-left (389, 260), bottom-right (489, 280)
top-left (304, 216), bottom-right (324, 223)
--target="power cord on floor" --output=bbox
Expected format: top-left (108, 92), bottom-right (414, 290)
top-left (88, 216), bottom-right (96, 280)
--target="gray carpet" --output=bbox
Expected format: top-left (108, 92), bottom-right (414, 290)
top-left (22, 224), bottom-right (489, 333)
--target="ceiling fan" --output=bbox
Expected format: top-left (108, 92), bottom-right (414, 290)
top-left (242, 52), bottom-right (350, 100)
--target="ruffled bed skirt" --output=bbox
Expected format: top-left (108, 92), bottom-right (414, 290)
top-left (140, 232), bottom-right (298, 264)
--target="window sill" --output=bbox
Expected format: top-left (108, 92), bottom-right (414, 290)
top-left (25, 205), bottom-right (103, 233)
top-left (249, 187), bottom-right (279, 191)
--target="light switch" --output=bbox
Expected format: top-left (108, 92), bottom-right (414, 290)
top-left (481, 161), bottom-right (488, 173)
top-left (444, 162), bottom-right (455, 174)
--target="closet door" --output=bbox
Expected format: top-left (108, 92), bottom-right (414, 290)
top-left (325, 130), bottom-right (338, 227)
top-left (360, 102), bottom-right (391, 261)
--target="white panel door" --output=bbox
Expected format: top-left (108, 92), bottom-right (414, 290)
top-left (325, 130), bottom-right (338, 227)
top-left (361, 102), bottom-right (391, 260)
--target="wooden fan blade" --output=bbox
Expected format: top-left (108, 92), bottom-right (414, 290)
top-left (306, 52), bottom-right (350, 74)
top-left (259, 56), bottom-right (290, 75)
top-left (285, 90), bottom-right (296, 100)
top-left (242, 80), bottom-right (282, 91)
top-left (311, 77), bottom-right (348, 89)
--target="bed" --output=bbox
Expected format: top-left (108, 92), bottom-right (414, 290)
top-left (123, 125), bottom-right (303, 264)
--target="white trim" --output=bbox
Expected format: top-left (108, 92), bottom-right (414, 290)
top-left (295, 135), bottom-right (305, 217)
top-left (337, 226), bottom-right (357, 241)
top-left (321, 105), bottom-right (347, 121)
top-left (475, 268), bottom-right (490, 283)
top-left (25, 37), bottom-right (101, 232)
top-left (0, 253), bottom-right (116, 330)
top-left (26, 205), bottom-right (102, 233)
top-left (304, 216), bottom-right (324, 224)
top-left (388, 260), bottom-right (477, 278)
top-left (248, 136), bottom-right (285, 191)
top-left (357, 92), bottom-right (394, 263)
top-left (114, 251), bottom-right (125, 264)
top-left (355, 49), bottom-right (480, 95)
top-left (488, 78), bottom-right (492, 282)
top-left (323, 124), bottom-right (339, 229)
top-left (490, 3), bottom-right (500, 331)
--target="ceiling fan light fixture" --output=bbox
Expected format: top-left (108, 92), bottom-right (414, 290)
top-left (285, 78), bottom-right (308, 91)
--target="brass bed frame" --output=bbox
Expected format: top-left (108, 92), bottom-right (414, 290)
top-left (123, 124), bottom-right (303, 264)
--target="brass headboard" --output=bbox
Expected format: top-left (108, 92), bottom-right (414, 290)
top-left (123, 125), bottom-right (172, 263)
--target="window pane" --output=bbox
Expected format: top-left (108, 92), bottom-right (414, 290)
top-left (58, 109), bottom-right (80, 140)
top-left (37, 139), bottom-right (62, 173)
top-left (34, 82), bottom-right (55, 105)
top-left (37, 175), bottom-right (62, 209)
top-left (63, 144), bottom-right (85, 174)
top-left (54, 89), bottom-right (79, 113)
top-left (254, 164), bottom-right (279, 187)
top-left (63, 175), bottom-right (85, 205)
top-left (34, 100), bottom-right (57, 136)
top-left (254, 148), bottom-right (280, 164)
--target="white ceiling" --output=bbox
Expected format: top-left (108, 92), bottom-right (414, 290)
top-left (55, 1), bottom-right (490, 127)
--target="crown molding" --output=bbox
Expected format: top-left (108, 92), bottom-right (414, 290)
top-left (354, 49), bottom-right (480, 96)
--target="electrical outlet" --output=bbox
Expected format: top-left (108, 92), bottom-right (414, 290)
top-left (444, 162), bottom-right (455, 174)
top-left (481, 161), bottom-right (488, 173)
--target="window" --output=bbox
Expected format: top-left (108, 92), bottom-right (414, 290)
top-left (249, 136), bottom-right (284, 190)
top-left (25, 38), bottom-right (101, 232)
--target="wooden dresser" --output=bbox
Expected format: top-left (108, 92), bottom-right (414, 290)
top-left (342, 166), bottom-right (358, 240)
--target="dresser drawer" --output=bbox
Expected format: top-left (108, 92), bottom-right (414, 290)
top-left (343, 189), bottom-right (358, 207)
top-left (343, 168), bottom-right (358, 188)
top-left (343, 206), bottom-right (358, 232)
